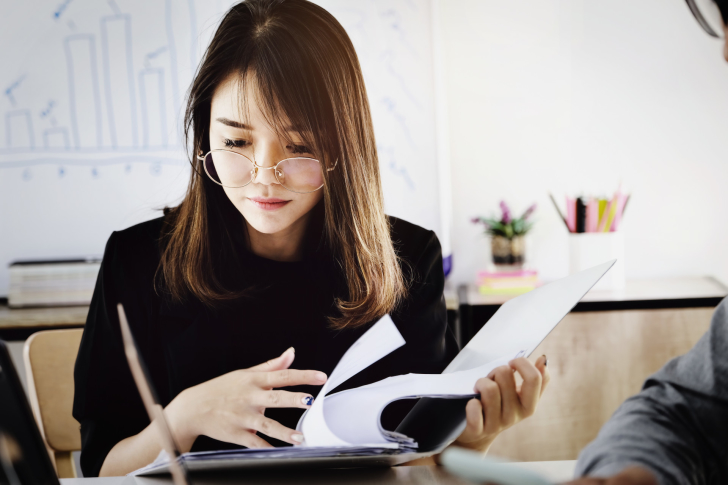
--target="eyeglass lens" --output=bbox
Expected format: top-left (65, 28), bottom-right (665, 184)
top-left (203, 151), bottom-right (324, 193)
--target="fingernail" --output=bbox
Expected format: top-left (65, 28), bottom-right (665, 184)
top-left (542, 354), bottom-right (548, 367)
top-left (302, 396), bottom-right (314, 406)
top-left (291, 434), bottom-right (304, 443)
top-left (286, 347), bottom-right (295, 355)
top-left (315, 372), bottom-right (327, 383)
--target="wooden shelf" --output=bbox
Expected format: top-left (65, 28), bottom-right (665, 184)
top-left (457, 276), bottom-right (728, 346)
top-left (463, 276), bottom-right (728, 307)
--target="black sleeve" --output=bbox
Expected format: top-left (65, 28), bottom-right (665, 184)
top-left (575, 298), bottom-right (728, 484)
top-left (373, 227), bottom-right (460, 431)
top-left (72, 232), bottom-right (152, 477)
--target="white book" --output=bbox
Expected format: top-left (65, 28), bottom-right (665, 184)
top-left (8, 259), bottom-right (101, 307)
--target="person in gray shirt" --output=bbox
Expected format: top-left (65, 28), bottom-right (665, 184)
top-left (573, 299), bottom-right (728, 484)
top-left (571, 2), bottom-right (728, 484)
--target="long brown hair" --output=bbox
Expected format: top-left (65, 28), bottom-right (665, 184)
top-left (157, 0), bottom-right (408, 328)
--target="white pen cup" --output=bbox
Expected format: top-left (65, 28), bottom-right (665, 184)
top-left (569, 232), bottom-right (625, 291)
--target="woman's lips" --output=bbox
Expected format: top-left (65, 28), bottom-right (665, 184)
top-left (248, 197), bottom-right (290, 211)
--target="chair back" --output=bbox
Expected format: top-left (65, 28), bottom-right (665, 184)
top-left (23, 328), bottom-right (84, 478)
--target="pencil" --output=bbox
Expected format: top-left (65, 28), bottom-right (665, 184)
top-left (548, 193), bottom-right (569, 231)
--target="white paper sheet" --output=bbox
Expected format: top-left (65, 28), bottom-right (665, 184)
top-left (445, 260), bottom-right (616, 373)
top-left (321, 354), bottom-right (515, 445)
top-left (297, 314), bottom-right (522, 447)
top-left (299, 314), bottom-right (406, 447)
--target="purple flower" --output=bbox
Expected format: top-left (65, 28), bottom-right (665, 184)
top-left (522, 203), bottom-right (537, 220)
top-left (471, 217), bottom-right (491, 229)
top-left (500, 200), bottom-right (512, 224)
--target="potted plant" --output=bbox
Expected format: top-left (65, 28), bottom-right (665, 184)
top-left (472, 201), bottom-right (536, 267)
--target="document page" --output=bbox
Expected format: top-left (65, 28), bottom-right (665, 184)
top-left (299, 313), bottom-right (406, 447)
top-left (298, 314), bottom-right (519, 447)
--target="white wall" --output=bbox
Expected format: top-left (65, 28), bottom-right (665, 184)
top-left (439, 0), bottom-right (728, 287)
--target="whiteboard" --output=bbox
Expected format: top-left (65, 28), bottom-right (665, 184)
top-left (0, 0), bottom-right (449, 296)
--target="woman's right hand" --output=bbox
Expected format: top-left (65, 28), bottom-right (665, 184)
top-left (164, 347), bottom-right (326, 451)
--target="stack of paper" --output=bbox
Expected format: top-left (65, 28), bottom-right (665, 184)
top-left (477, 269), bottom-right (539, 295)
top-left (8, 259), bottom-right (101, 308)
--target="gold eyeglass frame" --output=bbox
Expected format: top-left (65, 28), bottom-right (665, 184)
top-left (197, 149), bottom-right (338, 194)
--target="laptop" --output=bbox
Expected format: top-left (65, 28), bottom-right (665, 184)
top-left (0, 340), bottom-right (60, 485)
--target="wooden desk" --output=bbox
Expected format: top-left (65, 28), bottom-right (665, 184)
top-left (0, 304), bottom-right (88, 340)
top-left (458, 276), bottom-right (728, 344)
top-left (56, 462), bottom-right (577, 484)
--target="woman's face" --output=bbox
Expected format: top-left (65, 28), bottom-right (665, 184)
top-left (208, 75), bottom-right (324, 236)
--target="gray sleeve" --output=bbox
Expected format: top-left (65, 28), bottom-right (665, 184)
top-left (575, 297), bottom-right (728, 485)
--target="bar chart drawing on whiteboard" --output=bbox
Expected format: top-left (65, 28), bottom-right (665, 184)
top-left (0, 0), bottom-right (202, 172)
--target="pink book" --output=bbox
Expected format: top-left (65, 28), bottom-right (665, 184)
top-left (477, 269), bottom-right (538, 279)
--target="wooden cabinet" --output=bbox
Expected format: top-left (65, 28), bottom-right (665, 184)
top-left (456, 277), bottom-right (727, 461)
top-left (487, 307), bottom-right (713, 461)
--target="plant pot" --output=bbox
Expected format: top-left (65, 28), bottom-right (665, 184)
top-left (491, 235), bottom-right (525, 266)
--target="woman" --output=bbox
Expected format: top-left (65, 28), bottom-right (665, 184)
top-left (73, 0), bottom-right (550, 477)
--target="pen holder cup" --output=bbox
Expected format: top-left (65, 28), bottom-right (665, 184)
top-left (569, 232), bottom-right (625, 291)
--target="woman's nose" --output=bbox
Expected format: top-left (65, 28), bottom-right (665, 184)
top-left (252, 147), bottom-right (282, 186)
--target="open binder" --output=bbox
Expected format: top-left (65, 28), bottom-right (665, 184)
top-left (128, 260), bottom-right (615, 476)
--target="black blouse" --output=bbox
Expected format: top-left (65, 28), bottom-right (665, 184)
top-left (72, 211), bottom-right (458, 477)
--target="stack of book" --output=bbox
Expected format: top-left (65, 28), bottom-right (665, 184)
top-left (477, 269), bottom-right (539, 295)
top-left (8, 258), bottom-right (101, 308)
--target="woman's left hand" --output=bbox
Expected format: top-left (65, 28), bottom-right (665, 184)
top-left (452, 355), bottom-right (550, 453)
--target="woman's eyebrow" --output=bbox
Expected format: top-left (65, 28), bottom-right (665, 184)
top-left (216, 117), bottom-right (251, 129)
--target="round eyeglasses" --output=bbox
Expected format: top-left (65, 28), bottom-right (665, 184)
top-left (197, 149), bottom-right (337, 194)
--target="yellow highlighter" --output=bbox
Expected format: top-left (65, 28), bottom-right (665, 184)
top-left (598, 198), bottom-right (607, 224)
top-left (603, 197), bottom-right (618, 232)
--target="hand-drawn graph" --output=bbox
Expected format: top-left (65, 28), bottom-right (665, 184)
top-left (5, 110), bottom-right (34, 149)
top-left (65, 33), bottom-right (104, 149)
top-left (100, 14), bottom-right (138, 149)
top-left (0, 0), bottom-right (205, 172)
